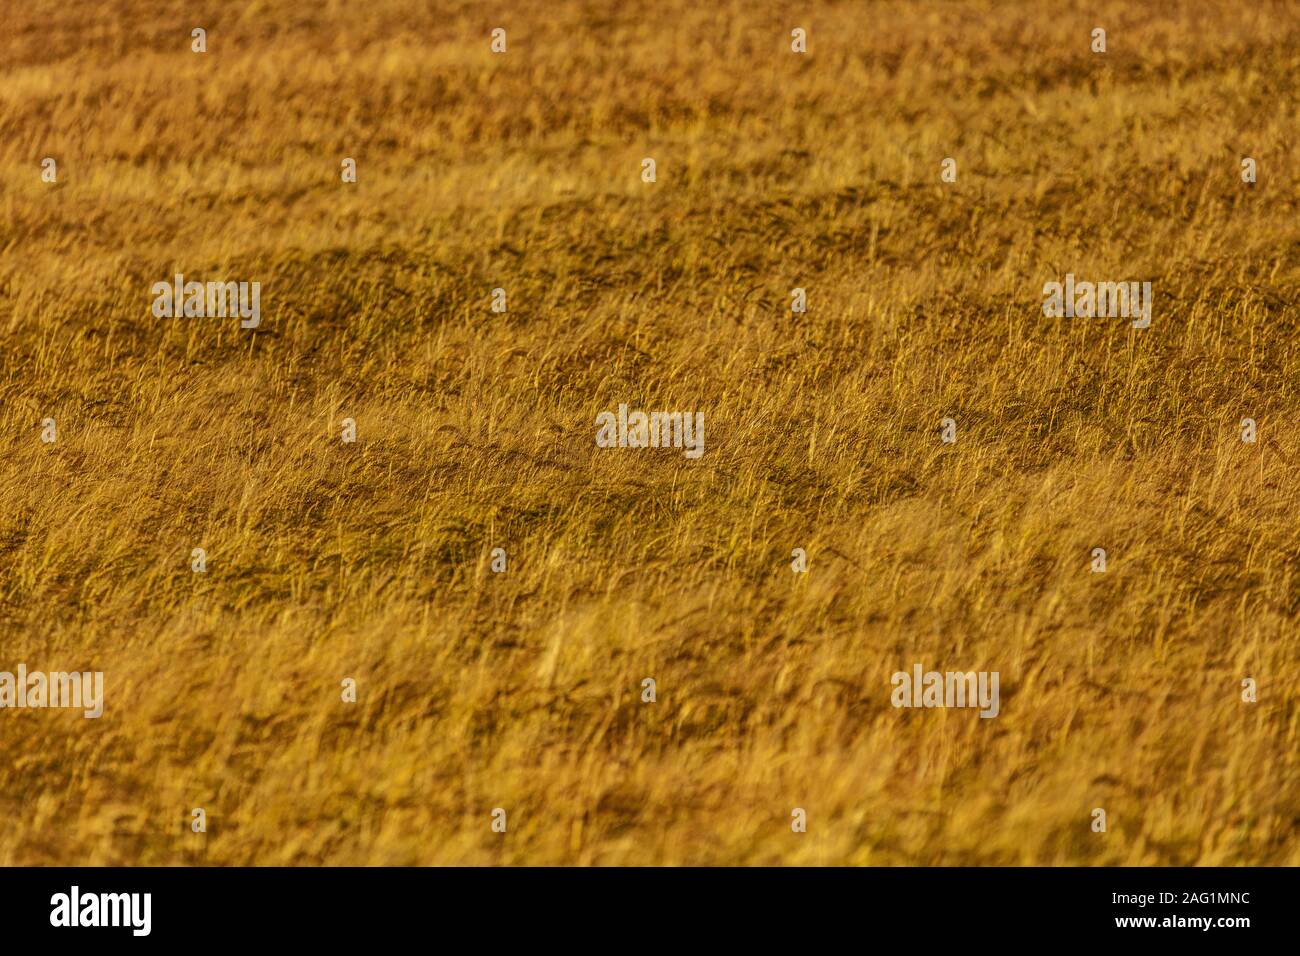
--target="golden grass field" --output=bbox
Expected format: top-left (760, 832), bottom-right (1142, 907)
top-left (0, 0), bottom-right (1297, 865)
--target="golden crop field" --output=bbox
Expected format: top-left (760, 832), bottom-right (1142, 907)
top-left (0, 0), bottom-right (1296, 866)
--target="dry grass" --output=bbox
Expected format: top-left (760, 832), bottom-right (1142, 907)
top-left (0, 0), bottom-right (1297, 865)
